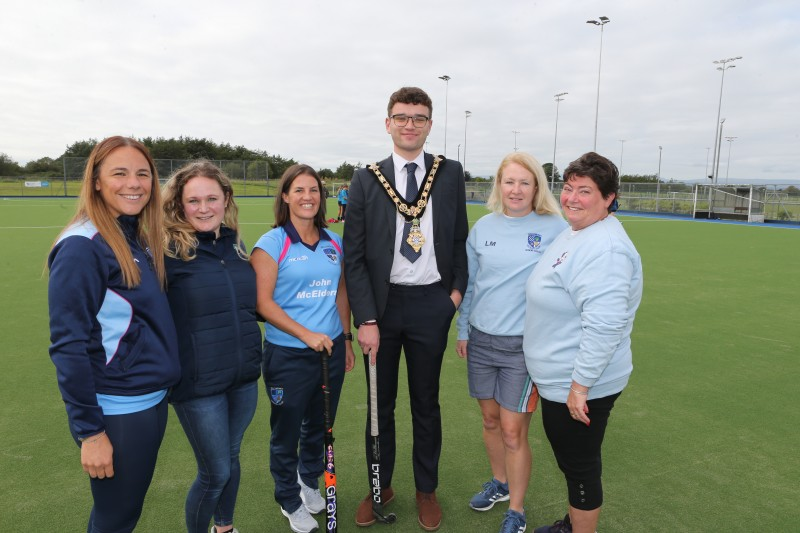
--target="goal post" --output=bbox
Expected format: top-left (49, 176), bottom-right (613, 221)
top-left (693, 185), bottom-right (765, 222)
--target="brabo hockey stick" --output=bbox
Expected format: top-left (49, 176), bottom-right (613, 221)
top-left (368, 355), bottom-right (397, 524)
top-left (321, 352), bottom-right (337, 532)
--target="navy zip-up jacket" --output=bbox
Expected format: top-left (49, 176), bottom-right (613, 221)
top-left (165, 227), bottom-right (262, 403)
top-left (48, 216), bottom-right (181, 439)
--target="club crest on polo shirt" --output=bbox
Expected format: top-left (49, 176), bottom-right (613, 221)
top-left (527, 233), bottom-right (542, 252)
top-left (270, 386), bottom-right (284, 405)
top-left (323, 247), bottom-right (339, 264)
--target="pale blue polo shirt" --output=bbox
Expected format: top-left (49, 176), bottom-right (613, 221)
top-left (254, 222), bottom-right (344, 348)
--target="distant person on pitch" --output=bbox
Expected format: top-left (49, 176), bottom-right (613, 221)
top-left (456, 152), bottom-right (567, 533)
top-left (337, 184), bottom-right (349, 222)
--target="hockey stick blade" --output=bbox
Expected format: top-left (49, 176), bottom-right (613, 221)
top-left (369, 358), bottom-right (396, 524)
top-left (322, 353), bottom-right (338, 532)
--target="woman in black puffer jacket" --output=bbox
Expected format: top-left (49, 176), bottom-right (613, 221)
top-left (163, 160), bottom-right (262, 533)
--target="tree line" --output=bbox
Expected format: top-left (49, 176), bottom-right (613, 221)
top-left (6, 139), bottom-right (794, 193)
top-left (0, 137), bottom-right (361, 183)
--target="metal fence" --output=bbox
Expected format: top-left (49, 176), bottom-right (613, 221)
top-left (0, 158), bottom-right (273, 197)
top-left (465, 181), bottom-right (800, 223)
top-left (3, 168), bottom-right (799, 224)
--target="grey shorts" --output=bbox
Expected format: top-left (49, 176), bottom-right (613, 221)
top-left (466, 328), bottom-right (539, 413)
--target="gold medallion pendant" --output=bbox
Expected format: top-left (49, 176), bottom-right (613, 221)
top-left (407, 218), bottom-right (426, 252)
top-left (368, 156), bottom-right (444, 256)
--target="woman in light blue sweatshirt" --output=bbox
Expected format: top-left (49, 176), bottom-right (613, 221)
top-left (456, 152), bottom-right (567, 533)
top-left (525, 152), bottom-right (643, 533)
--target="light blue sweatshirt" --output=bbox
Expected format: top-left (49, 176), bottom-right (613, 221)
top-left (457, 211), bottom-right (567, 340)
top-left (524, 216), bottom-right (643, 402)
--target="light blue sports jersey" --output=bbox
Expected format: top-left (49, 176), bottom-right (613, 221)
top-left (457, 211), bottom-right (568, 340)
top-left (254, 224), bottom-right (344, 348)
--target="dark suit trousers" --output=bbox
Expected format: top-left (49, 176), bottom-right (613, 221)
top-left (363, 282), bottom-right (457, 493)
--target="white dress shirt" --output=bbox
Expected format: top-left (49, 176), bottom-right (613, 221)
top-left (389, 151), bottom-right (441, 285)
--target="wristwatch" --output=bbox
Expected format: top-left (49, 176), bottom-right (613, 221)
top-left (343, 332), bottom-right (354, 341)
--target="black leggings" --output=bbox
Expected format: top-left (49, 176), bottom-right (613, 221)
top-left (81, 398), bottom-right (169, 533)
top-left (540, 392), bottom-right (620, 510)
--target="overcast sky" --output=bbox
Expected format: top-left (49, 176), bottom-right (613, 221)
top-left (2, 0), bottom-right (798, 184)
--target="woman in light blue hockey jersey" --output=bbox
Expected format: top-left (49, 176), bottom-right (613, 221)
top-left (250, 163), bottom-right (355, 533)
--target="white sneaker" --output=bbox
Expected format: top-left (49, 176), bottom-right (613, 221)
top-left (281, 506), bottom-right (319, 533)
top-left (209, 528), bottom-right (239, 533)
top-left (298, 473), bottom-right (325, 514)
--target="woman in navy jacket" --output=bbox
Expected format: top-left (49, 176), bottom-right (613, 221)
top-left (48, 136), bottom-right (180, 533)
top-left (162, 161), bottom-right (262, 533)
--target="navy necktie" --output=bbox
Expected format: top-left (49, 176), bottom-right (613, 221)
top-left (400, 162), bottom-right (421, 263)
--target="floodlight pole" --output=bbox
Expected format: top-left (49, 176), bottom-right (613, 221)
top-left (464, 111), bottom-right (472, 175)
top-left (656, 145), bottom-right (662, 213)
top-left (587, 16), bottom-right (610, 151)
top-left (512, 130), bottom-right (520, 151)
top-left (709, 56), bottom-right (741, 184)
top-left (714, 118), bottom-right (726, 184)
top-left (551, 92), bottom-right (567, 191)
top-left (725, 136), bottom-right (737, 184)
top-left (618, 139), bottom-right (626, 178)
top-left (709, 118), bottom-right (725, 216)
top-left (439, 75), bottom-right (451, 157)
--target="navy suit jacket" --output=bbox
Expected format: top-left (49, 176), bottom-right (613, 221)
top-left (343, 153), bottom-right (468, 325)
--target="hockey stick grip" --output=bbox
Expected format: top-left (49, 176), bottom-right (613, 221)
top-left (369, 355), bottom-right (379, 437)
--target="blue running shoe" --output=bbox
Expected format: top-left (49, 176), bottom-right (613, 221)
top-left (499, 509), bottom-right (527, 533)
top-left (469, 478), bottom-right (510, 511)
top-left (533, 514), bottom-right (572, 533)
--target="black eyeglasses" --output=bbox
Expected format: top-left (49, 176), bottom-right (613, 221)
top-left (389, 114), bottom-right (430, 128)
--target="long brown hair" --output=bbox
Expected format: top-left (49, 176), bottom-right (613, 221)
top-left (273, 164), bottom-right (328, 229)
top-left (162, 160), bottom-right (245, 261)
top-left (55, 136), bottom-right (166, 288)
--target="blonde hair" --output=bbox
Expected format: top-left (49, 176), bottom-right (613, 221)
top-left (54, 136), bottom-right (166, 288)
top-left (162, 160), bottom-right (245, 261)
top-left (486, 152), bottom-right (561, 216)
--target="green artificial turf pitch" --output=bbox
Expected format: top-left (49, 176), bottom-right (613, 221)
top-left (0, 197), bottom-right (797, 531)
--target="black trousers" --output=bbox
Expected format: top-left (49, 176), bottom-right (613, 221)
top-left (79, 397), bottom-right (169, 533)
top-left (363, 282), bottom-right (456, 493)
top-left (540, 392), bottom-right (621, 509)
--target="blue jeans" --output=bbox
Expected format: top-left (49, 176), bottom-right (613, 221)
top-left (172, 381), bottom-right (259, 533)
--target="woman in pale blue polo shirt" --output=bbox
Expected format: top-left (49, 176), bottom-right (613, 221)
top-left (456, 152), bottom-right (566, 533)
top-left (251, 163), bottom-right (355, 533)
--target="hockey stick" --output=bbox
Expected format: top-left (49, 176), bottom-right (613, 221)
top-left (368, 354), bottom-right (397, 524)
top-left (321, 352), bottom-right (337, 532)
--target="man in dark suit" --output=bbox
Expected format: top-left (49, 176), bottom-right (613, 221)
top-left (344, 86), bottom-right (468, 531)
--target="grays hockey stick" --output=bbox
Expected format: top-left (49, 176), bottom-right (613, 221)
top-left (321, 353), bottom-right (337, 532)
top-left (368, 355), bottom-right (397, 524)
